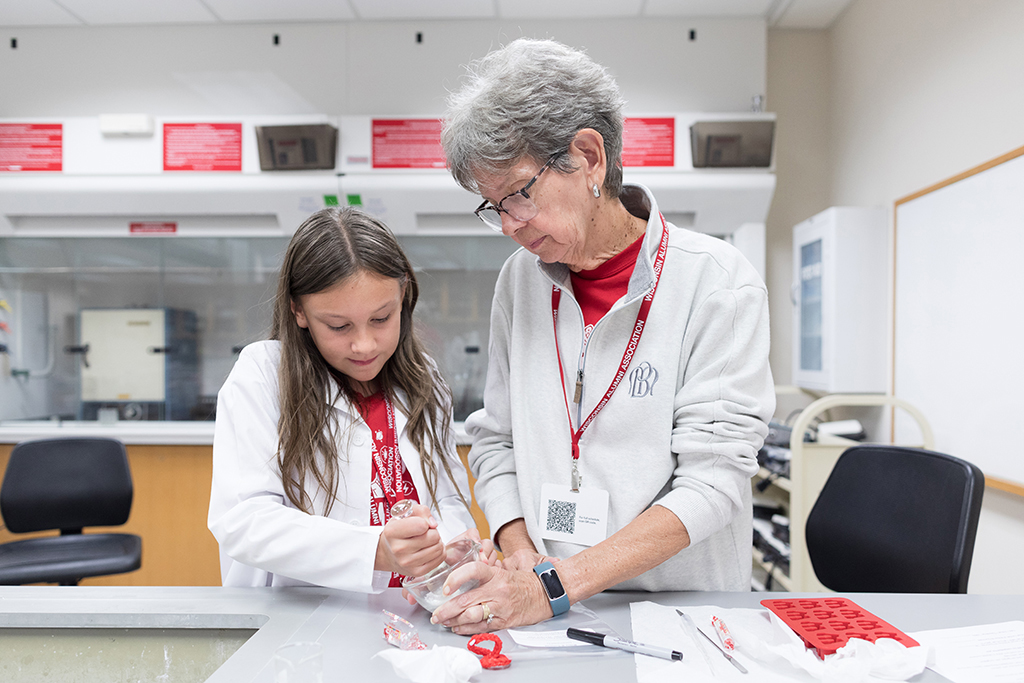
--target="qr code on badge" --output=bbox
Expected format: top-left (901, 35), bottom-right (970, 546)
top-left (546, 499), bottom-right (576, 534)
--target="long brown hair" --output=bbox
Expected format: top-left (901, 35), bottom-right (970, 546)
top-left (270, 206), bottom-right (468, 516)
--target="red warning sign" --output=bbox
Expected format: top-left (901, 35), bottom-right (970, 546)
top-left (164, 123), bottom-right (242, 172)
top-left (372, 119), bottom-right (446, 169)
top-left (0, 123), bottom-right (63, 172)
top-left (622, 117), bottom-right (675, 167)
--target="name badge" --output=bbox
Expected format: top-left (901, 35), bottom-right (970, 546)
top-left (538, 483), bottom-right (609, 547)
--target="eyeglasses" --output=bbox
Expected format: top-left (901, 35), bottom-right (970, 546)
top-left (474, 155), bottom-right (559, 232)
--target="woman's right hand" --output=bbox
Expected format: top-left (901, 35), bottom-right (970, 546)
top-left (375, 503), bottom-right (445, 577)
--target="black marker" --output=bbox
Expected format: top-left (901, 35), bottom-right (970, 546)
top-left (566, 627), bottom-right (683, 661)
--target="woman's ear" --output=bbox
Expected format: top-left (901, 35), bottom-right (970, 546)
top-left (290, 298), bottom-right (309, 329)
top-left (571, 128), bottom-right (607, 190)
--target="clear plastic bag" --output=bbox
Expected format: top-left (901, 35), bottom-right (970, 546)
top-left (495, 603), bottom-right (626, 661)
top-left (382, 610), bottom-right (428, 650)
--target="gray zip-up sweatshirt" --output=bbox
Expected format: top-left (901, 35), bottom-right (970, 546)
top-left (465, 184), bottom-right (775, 591)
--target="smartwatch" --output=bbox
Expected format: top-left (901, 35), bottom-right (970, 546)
top-left (533, 561), bottom-right (570, 616)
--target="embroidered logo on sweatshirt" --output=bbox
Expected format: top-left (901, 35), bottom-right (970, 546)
top-left (628, 361), bottom-right (659, 398)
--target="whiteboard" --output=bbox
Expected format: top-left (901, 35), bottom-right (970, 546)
top-left (894, 147), bottom-right (1024, 493)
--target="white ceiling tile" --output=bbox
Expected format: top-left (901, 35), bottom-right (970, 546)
top-left (350, 0), bottom-right (494, 20)
top-left (0, 0), bottom-right (81, 26)
top-left (497, 0), bottom-right (642, 19)
top-left (57, 0), bottom-right (217, 25)
top-left (0, 0), bottom-right (853, 28)
top-left (203, 0), bottom-right (356, 22)
top-left (644, 0), bottom-right (775, 18)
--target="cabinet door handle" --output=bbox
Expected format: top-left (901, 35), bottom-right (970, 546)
top-left (64, 343), bottom-right (90, 368)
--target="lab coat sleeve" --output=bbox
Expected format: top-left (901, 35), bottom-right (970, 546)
top-left (657, 283), bottom-right (775, 547)
top-left (463, 289), bottom-right (524, 545)
top-left (208, 345), bottom-right (386, 593)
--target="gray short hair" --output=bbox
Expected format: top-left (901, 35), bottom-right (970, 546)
top-left (442, 38), bottom-right (626, 198)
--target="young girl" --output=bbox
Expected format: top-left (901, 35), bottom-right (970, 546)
top-left (209, 206), bottom-right (484, 593)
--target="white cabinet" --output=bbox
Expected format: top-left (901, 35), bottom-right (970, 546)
top-left (792, 207), bottom-right (888, 393)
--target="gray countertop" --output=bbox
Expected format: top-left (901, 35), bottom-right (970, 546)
top-left (1, 586), bottom-right (1018, 682)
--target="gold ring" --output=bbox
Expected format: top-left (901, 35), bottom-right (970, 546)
top-left (481, 602), bottom-right (494, 625)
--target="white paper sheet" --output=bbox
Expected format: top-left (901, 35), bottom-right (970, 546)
top-left (910, 621), bottom-right (1024, 683)
top-left (505, 629), bottom-right (589, 648)
top-left (630, 602), bottom-right (808, 683)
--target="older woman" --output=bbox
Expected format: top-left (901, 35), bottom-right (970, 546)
top-left (431, 38), bottom-right (774, 634)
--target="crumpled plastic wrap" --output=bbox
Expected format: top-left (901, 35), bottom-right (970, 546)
top-left (374, 645), bottom-right (483, 683)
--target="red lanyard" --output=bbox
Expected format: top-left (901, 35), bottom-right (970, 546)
top-left (357, 392), bottom-right (420, 587)
top-left (357, 392), bottom-right (410, 517)
top-left (377, 396), bottom-right (405, 508)
top-left (551, 215), bottom-right (669, 491)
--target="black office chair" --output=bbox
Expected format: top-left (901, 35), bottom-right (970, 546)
top-left (805, 445), bottom-right (984, 594)
top-left (0, 437), bottom-right (142, 585)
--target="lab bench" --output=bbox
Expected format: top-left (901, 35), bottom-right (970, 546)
top-left (0, 585), bottom-right (1014, 682)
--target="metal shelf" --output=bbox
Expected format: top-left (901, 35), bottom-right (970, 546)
top-left (756, 465), bottom-right (790, 492)
top-left (752, 546), bottom-right (793, 592)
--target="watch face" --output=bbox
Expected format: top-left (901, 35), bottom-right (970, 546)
top-left (540, 569), bottom-right (566, 600)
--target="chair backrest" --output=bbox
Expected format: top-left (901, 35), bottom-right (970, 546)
top-left (1, 437), bottom-right (133, 534)
top-left (805, 445), bottom-right (984, 594)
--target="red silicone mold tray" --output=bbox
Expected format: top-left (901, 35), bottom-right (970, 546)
top-left (761, 597), bottom-right (919, 658)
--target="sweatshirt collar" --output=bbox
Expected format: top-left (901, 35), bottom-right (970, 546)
top-left (536, 183), bottom-right (664, 303)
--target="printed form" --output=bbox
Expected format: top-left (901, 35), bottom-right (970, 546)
top-left (911, 621), bottom-right (1024, 683)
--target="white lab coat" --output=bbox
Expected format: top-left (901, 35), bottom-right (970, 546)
top-left (208, 341), bottom-right (474, 592)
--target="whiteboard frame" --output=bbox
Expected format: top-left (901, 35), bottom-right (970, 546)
top-left (893, 144), bottom-right (1024, 497)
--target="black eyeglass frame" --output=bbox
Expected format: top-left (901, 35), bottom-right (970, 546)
top-left (474, 154), bottom-right (561, 231)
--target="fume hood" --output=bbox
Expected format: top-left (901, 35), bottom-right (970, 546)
top-left (0, 173), bottom-right (337, 238)
top-left (0, 112), bottom-right (774, 248)
top-left (0, 114), bottom-right (341, 238)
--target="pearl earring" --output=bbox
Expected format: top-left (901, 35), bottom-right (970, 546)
top-left (592, 184), bottom-right (601, 198)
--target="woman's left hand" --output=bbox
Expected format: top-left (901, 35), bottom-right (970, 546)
top-left (448, 528), bottom-right (499, 566)
top-left (478, 538), bottom-right (498, 566)
top-left (429, 562), bottom-right (554, 635)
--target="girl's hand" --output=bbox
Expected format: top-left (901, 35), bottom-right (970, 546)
top-left (376, 503), bottom-right (444, 577)
top-left (400, 527), bottom-right (498, 605)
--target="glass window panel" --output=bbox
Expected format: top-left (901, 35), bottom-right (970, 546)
top-left (0, 235), bottom-right (516, 423)
top-left (799, 239), bottom-right (823, 372)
